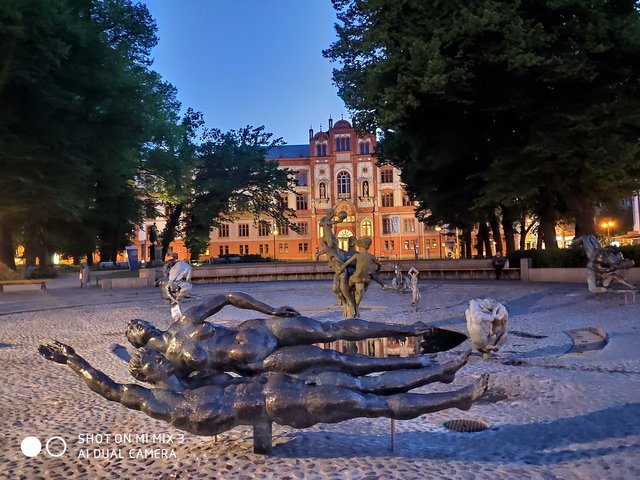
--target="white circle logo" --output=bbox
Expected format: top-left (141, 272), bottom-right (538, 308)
top-left (45, 436), bottom-right (67, 457)
top-left (21, 437), bottom-right (42, 457)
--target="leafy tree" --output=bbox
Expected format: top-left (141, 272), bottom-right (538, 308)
top-left (185, 126), bottom-right (297, 262)
top-left (325, 0), bottom-right (640, 250)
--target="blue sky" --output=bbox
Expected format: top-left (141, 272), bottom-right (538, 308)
top-left (142, 0), bottom-right (348, 145)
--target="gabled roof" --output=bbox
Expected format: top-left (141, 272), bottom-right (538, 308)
top-left (265, 145), bottom-right (309, 159)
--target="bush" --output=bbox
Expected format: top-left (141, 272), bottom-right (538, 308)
top-left (507, 248), bottom-right (587, 268)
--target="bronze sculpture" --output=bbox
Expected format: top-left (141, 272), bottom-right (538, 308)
top-left (39, 341), bottom-right (487, 436)
top-left (39, 292), bottom-right (489, 453)
top-left (317, 208), bottom-right (386, 317)
top-left (126, 292), bottom-right (447, 376)
top-left (574, 234), bottom-right (637, 293)
top-left (158, 253), bottom-right (193, 305)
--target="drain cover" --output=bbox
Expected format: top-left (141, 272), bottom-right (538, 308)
top-left (443, 419), bottom-right (490, 432)
top-left (564, 327), bottom-right (608, 354)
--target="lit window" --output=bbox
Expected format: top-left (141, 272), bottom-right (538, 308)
top-left (361, 220), bottom-right (372, 237)
top-left (381, 192), bottom-right (394, 207)
top-left (403, 219), bottom-right (415, 232)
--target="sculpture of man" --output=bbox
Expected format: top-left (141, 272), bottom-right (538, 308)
top-left (338, 237), bottom-right (385, 317)
top-left (574, 235), bottom-right (637, 293)
top-left (125, 292), bottom-right (455, 377)
top-left (39, 342), bottom-right (488, 437)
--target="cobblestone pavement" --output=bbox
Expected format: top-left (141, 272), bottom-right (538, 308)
top-left (1, 275), bottom-right (639, 479)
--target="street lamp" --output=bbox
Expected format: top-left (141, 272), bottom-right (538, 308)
top-left (272, 224), bottom-right (278, 261)
top-left (601, 219), bottom-right (615, 243)
top-left (435, 226), bottom-right (442, 259)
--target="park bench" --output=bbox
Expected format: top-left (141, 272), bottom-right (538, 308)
top-left (0, 279), bottom-right (48, 292)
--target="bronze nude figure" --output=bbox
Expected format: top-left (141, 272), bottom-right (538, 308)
top-left (39, 341), bottom-right (488, 436)
top-left (574, 234), bottom-right (637, 293)
top-left (39, 291), bottom-right (489, 453)
top-left (125, 292), bottom-right (445, 376)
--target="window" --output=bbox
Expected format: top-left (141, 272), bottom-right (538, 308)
top-left (381, 168), bottom-right (393, 183)
top-left (277, 223), bottom-right (289, 236)
top-left (219, 246), bottom-right (224, 256)
top-left (259, 244), bottom-right (264, 255)
top-left (239, 245), bottom-right (245, 255)
top-left (258, 223), bottom-right (270, 237)
top-left (337, 171), bottom-right (351, 197)
top-left (361, 220), bottom-right (372, 237)
top-left (404, 240), bottom-right (410, 250)
top-left (316, 144), bottom-right (327, 156)
top-left (381, 192), bottom-right (394, 207)
top-left (402, 195), bottom-right (412, 206)
top-left (296, 194), bottom-right (308, 210)
top-left (295, 171), bottom-right (307, 186)
top-left (390, 240), bottom-right (395, 250)
top-left (238, 224), bottom-right (249, 237)
top-left (359, 141), bottom-right (370, 154)
top-left (335, 136), bottom-right (350, 151)
top-left (298, 243), bottom-right (308, 253)
top-left (296, 222), bottom-right (308, 235)
top-left (218, 224), bottom-right (229, 238)
top-left (382, 217), bottom-right (392, 234)
top-left (403, 219), bottom-right (415, 233)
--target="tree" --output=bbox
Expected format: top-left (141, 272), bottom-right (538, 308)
top-left (325, 0), bottom-right (640, 248)
top-left (184, 126), bottom-right (297, 262)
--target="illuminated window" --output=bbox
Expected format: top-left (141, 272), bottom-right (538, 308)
top-left (361, 220), bottom-right (372, 237)
top-left (403, 219), bottom-right (415, 232)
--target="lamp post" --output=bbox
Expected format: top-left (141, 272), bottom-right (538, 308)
top-left (272, 225), bottom-right (278, 261)
top-left (435, 226), bottom-right (442, 259)
top-left (601, 219), bottom-right (615, 243)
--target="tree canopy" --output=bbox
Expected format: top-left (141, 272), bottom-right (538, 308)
top-left (325, 0), bottom-right (640, 249)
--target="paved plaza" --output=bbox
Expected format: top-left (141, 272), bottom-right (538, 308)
top-left (0, 274), bottom-right (639, 479)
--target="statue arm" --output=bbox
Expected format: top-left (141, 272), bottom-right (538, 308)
top-left (38, 342), bottom-right (160, 413)
top-left (182, 292), bottom-right (299, 324)
top-left (338, 255), bottom-right (357, 273)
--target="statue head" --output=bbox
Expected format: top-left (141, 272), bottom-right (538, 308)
top-left (356, 236), bottom-right (372, 250)
top-left (129, 348), bottom-right (176, 385)
top-left (126, 319), bottom-right (162, 348)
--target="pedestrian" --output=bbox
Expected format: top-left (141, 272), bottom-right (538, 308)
top-left (491, 251), bottom-right (507, 279)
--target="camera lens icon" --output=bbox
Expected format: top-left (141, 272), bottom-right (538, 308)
top-left (21, 436), bottom-right (67, 458)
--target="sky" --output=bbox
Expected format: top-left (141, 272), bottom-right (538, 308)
top-left (142, 0), bottom-right (348, 145)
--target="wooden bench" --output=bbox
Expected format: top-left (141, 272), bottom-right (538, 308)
top-left (0, 279), bottom-right (48, 292)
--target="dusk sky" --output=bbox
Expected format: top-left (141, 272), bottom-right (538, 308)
top-left (142, 0), bottom-right (348, 145)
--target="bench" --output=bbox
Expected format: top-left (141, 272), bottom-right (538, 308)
top-left (0, 279), bottom-right (48, 292)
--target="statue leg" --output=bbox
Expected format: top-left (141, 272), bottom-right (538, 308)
top-left (264, 316), bottom-right (436, 346)
top-left (265, 373), bottom-right (489, 428)
top-left (260, 345), bottom-right (438, 375)
top-left (302, 350), bottom-right (470, 394)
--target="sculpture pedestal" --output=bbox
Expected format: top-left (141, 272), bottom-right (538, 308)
top-left (253, 422), bottom-right (273, 454)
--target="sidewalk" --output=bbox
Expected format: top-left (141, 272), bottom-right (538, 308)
top-left (1, 279), bottom-right (639, 479)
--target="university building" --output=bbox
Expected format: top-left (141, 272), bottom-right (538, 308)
top-left (204, 118), bottom-right (447, 262)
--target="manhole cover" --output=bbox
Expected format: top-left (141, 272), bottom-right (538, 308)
top-left (563, 327), bottom-right (608, 354)
top-left (443, 419), bottom-right (490, 432)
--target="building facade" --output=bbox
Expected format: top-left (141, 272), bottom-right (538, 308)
top-left (205, 118), bottom-right (446, 261)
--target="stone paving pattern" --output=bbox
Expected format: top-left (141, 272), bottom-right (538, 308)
top-left (1, 274), bottom-right (639, 479)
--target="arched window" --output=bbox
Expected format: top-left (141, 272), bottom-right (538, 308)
top-left (361, 220), bottom-right (372, 237)
top-left (337, 171), bottom-right (351, 198)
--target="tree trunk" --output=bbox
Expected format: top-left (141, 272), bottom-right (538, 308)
top-left (0, 224), bottom-right (16, 269)
top-left (478, 222), bottom-right (492, 257)
top-left (161, 203), bottom-right (183, 261)
top-left (538, 209), bottom-right (558, 249)
top-left (462, 229), bottom-right (472, 259)
top-left (489, 215), bottom-right (503, 254)
top-left (572, 202), bottom-right (596, 237)
top-left (501, 205), bottom-right (516, 253)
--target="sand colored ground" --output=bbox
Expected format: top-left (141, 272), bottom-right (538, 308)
top-left (1, 274), bottom-right (639, 479)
